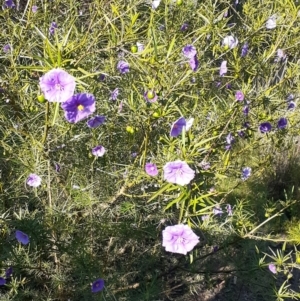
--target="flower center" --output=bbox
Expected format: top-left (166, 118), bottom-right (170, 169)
top-left (55, 83), bottom-right (64, 91)
top-left (77, 104), bottom-right (84, 111)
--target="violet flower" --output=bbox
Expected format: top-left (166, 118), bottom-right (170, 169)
top-left (241, 42), bottom-right (249, 57)
top-left (3, 44), bottom-right (11, 52)
top-left (170, 117), bottom-right (186, 137)
top-left (5, 267), bottom-right (12, 278)
top-left (235, 90), bottom-right (244, 101)
top-left (39, 68), bottom-right (76, 103)
top-left (27, 174), bottom-right (41, 187)
top-left (0, 278), bottom-right (6, 286)
top-left (226, 204), bottom-right (233, 216)
top-left (145, 163), bottom-right (158, 176)
top-left (213, 207), bottom-right (223, 216)
top-left (220, 60), bottom-right (227, 76)
top-left (162, 224), bottom-right (199, 255)
top-left (144, 90), bottom-right (158, 102)
top-left (180, 22), bottom-right (189, 31)
top-left (92, 145), bottom-right (106, 157)
top-left (241, 167), bottom-right (252, 180)
top-left (182, 45), bottom-right (197, 59)
top-left (15, 230), bottom-right (30, 245)
top-left (32, 5), bottom-right (37, 12)
top-left (109, 88), bottom-right (119, 101)
top-left (87, 115), bottom-right (106, 128)
top-left (243, 105), bottom-right (249, 116)
top-left (3, 0), bottom-right (15, 8)
top-left (277, 117), bottom-right (287, 129)
top-left (49, 22), bottom-right (58, 35)
top-left (189, 55), bottom-right (199, 71)
top-left (259, 122), bottom-right (272, 133)
top-left (163, 160), bottom-right (195, 186)
top-left (288, 101), bottom-right (296, 111)
top-left (91, 278), bottom-right (104, 293)
top-left (61, 93), bottom-right (96, 123)
top-left (117, 60), bottom-right (129, 74)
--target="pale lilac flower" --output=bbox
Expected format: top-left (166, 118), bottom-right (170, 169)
top-left (185, 118), bottom-right (194, 131)
top-left (226, 133), bottom-right (235, 145)
top-left (200, 161), bottom-right (210, 170)
top-left (91, 278), bottom-right (104, 293)
top-left (266, 16), bottom-right (276, 29)
top-left (49, 22), bottom-right (58, 35)
top-left (136, 42), bottom-right (144, 52)
top-left (275, 49), bottom-right (286, 62)
top-left (222, 35), bottom-right (238, 49)
top-left (144, 90), bottom-right (158, 102)
top-left (162, 224), bottom-right (199, 255)
top-left (277, 117), bottom-right (287, 129)
top-left (39, 68), bottom-right (76, 103)
top-left (189, 55), bottom-right (199, 71)
top-left (151, 0), bottom-right (161, 9)
top-left (92, 145), bottom-right (106, 157)
top-left (87, 115), bottom-right (106, 128)
top-left (235, 90), bottom-right (244, 101)
top-left (201, 215), bottom-right (209, 221)
top-left (286, 93), bottom-right (294, 102)
top-left (0, 278), bottom-right (6, 286)
top-left (109, 88), bottom-right (119, 101)
top-left (117, 60), bottom-right (129, 74)
top-left (163, 160), bottom-right (195, 186)
top-left (3, 0), bottom-right (15, 8)
top-left (145, 163), bottom-right (158, 176)
top-left (268, 263), bottom-right (277, 274)
top-left (226, 204), bottom-right (233, 216)
top-left (241, 42), bottom-right (249, 57)
top-left (61, 93), bottom-right (96, 123)
top-left (259, 122), bottom-right (272, 133)
top-left (27, 174), bottom-right (41, 187)
top-left (170, 117), bottom-right (186, 137)
top-left (241, 167), bottom-right (251, 180)
top-left (15, 230), bottom-right (30, 245)
top-left (220, 60), bottom-right (227, 76)
top-left (182, 45), bottom-right (197, 59)
top-left (32, 5), bottom-right (37, 12)
top-left (213, 207), bottom-right (223, 215)
top-left (3, 44), bottom-right (11, 52)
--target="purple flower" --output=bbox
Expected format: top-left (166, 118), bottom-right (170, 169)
top-left (27, 174), bottom-right (41, 187)
top-left (259, 122), bottom-right (272, 133)
top-left (99, 73), bottom-right (106, 81)
top-left (170, 117), bottom-right (186, 137)
top-left (163, 160), bottom-right (195, 186)
top-left (241, 42), bottom-right (249, 57)
top-left (286, 93), bottom-right (294, 102)
top-left (144, 90), bottom-right (158, 102)
top-left (32, 5), bottom-right (37, 12)
top-left (92, 145), bottom-right (106, 157)
top-left (91, 278), bottom-right (104, 293)
top-left (275, 49), bottom-right (286, 62)
top-left (213, 207), bottom-right (223, 215)
top-left (235, 90), bottom-right (244, 101)
top-left (87, 115), bottom-right (106, 128)
top-left (15, 230), bottom-right (30, 245)
top-left (162, 224), bottom-right (199, 255)
top-left (268, 264), bottom-right (277, 274)
top-left (39, 68), bottom-right (76, 103)
top-left (49, 22), bottom-right (58, 35)
top-left (243, 105), bottom-right (249, 116)
top-left (3, 0), bottom-right (15, 8)
top-left (5, 267), bottom-right (12, 278)
top-left (201, 215), bottom-right (209, 221)
top-left (222, 35), bottom-right (238, 49)
top-left (54, 163), bottom-right (61, 172)
top-left (0, 278), bottom-right (6, 286)
top-left (226, 204), bottom-right (233, 216)
top-left (61, 93), bottom-right (96, 123)
top-left (117, 60), bottom-right (129, 74)
top-left (3, 44), bottom-right (11, 52)
top-left (189, 55), bottom-right (199, 71)
top-left (277, 117), bottom-right (287, 129)
top-left (200, 161), bottom-right (210, 170)
top-left (220, 61), bottom-right (227, 76)
top-left (238, 130), bottom-right (245, 138)
top-left (109, 88), bottom-right (119, 101)
top-left (226, 133), bottom-right (235, 145)
top-left (145, 163), bottom-right (158, 176)
top-left (180, 22), bottom-right (189, 31)
top-left (182, 45), bottom-right (197, 59)
top-left (288, 101), bottom-right (296, 111)
top-left (241, 167), bottom-right (251, 180)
